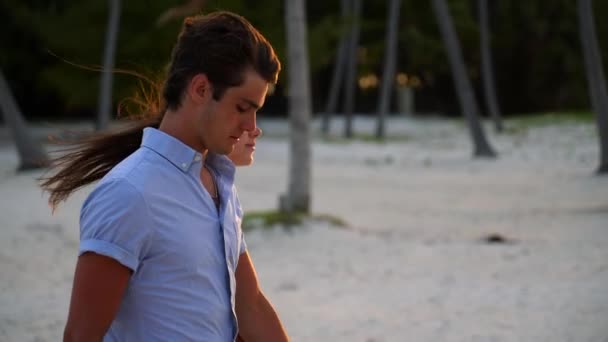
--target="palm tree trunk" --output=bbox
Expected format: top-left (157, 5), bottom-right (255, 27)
top-left (431, 0), bottom-right (496, 158)
top-left (375, 0), bottom-right (401, 139)
top-left (578, 0), bottom-right (608, 174)
top-left (342, 0), bottom-right (362, 139)
top-left (97, 0), bottom-right (121, 131)
top-left (322, 0), bottom-right (350, 135)
top-left (0, 70), bottom-right (49, 171)
top-left (478, 0), bottom-right (503, 133)
top-left (282, 0), bottom-right (312, 212)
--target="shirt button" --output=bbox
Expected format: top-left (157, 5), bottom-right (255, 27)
top-left (181, 163), bottom-right (188, 169)
top-left (194, 155), bottom-right (201, 162)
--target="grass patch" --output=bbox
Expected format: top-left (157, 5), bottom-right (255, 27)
top-left (242, 210), bottom-right (348, 231)
top-left (505, 111), bottom-right (593, 134)
top-left (321, 133), bottom-right (411, 144)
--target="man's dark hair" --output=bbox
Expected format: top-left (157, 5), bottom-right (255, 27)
top-left (164, 11), bottom-right (280, 109)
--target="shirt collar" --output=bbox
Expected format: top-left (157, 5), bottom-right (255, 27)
top-left (140, 128), bottom-right (236, 183)
top-left (141, 127), bottom-right (202, 173)
top-left (206, 152), bottom-right (236, 186)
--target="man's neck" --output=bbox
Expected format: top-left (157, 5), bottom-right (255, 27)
top-left (158, 109), bottom-right (208, 155)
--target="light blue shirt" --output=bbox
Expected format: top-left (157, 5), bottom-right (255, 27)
top-left (79, 127), bottom-right (246, 341)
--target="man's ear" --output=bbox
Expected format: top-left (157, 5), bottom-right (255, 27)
top-left (189, 73), bottom-right (212, 104)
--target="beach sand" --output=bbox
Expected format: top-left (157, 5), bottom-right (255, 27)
top-left (1, 117), bottom-right (607, 341)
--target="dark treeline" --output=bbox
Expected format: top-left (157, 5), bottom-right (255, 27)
top-left (1, 0), bottom-right (607, 121)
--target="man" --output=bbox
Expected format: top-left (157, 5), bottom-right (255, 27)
top-left (42, 11), bottom-right (288, 341)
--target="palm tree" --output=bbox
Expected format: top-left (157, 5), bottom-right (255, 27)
top-left (97, 0), bottom-right (121, 131)
top-left (0, 70), bottom-right (49, 171)
top-left (322, 0), bottom-right (350, 135)
top-left (478, 0), bottom-right (503, 133)
top-left (431, 0), bottom-right (496, 157)
top-left (375, 0), bottom-right (401, 139)
top-left (342, 0), bottom-right (362, 138)
top-left (281, 0), bottom-right (312, 212)
top-left (578, 0), bottom-right (608, 174)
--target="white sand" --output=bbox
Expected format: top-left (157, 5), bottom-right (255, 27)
top-left (1, 117), bottom-right (607, 341)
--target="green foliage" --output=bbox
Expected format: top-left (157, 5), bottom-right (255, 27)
top-left (2, 0), bottom-right (608, 119)
top-left (491, 0), bottom-right (602, 113)
top-left (308, 15), bottom-right (344, 73)
top-left (505, 111), bottom-right (594, 134)
top-left (32, 1), bottom-right (181, 109)
top-left (0, 0), bottom-right (66, 118)
top-left (242, 210), bottom-right (347, 231)
top-left (1, 0), bottom-right (341, 116)
top-left (321, 133), bottom-right (411, 144)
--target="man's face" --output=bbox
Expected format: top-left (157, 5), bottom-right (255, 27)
top-left (198, 69), bottom-right (268, 155)
top-left (228, 127), bottom-right (262, 166)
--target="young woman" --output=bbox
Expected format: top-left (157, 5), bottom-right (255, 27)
top-left (228, 127), bottom-right (262, 167)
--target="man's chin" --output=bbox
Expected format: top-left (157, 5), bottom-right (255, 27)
top-left (214, 145), bottom-right (234, 155)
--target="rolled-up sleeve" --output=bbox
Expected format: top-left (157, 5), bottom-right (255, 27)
top-left (79, 179), bottom-right (153, 272)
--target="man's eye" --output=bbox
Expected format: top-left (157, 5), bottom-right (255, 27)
top-left (236, 105), bottom-right (247, 113)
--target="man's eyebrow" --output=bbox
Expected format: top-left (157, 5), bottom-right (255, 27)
top-left (240, 98), bottom-right (262, 110)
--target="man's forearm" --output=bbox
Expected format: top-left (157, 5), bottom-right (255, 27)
top-left (238, 293), bottom-right (289, 342)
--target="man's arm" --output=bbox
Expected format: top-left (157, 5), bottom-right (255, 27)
top-left (235, 251), bottom-right (289, 342)
top-left (63, 252), bottom-right (131, 342)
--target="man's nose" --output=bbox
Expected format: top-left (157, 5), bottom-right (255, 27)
top-left (241, 112), bottom-right (256, 132)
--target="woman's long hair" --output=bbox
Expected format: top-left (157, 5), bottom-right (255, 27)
top-left (40, 11), bottom-right (280, 210)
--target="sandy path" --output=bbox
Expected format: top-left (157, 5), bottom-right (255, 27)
top-left (1, 117), bottom-right (607, 341)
